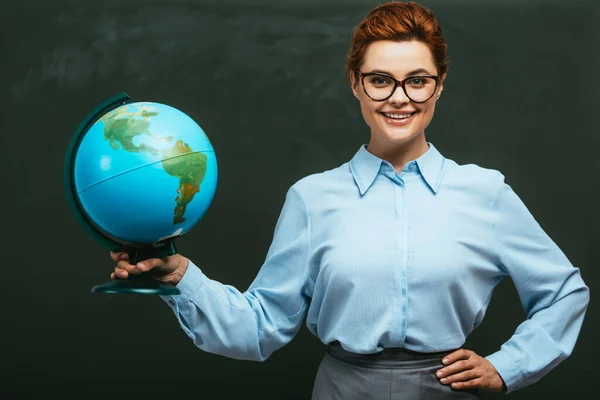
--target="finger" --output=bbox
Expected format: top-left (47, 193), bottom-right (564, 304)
top-left (113, 267), bottom-right (133, 279)
top-left (117, 260), bottom-right (141, 274)
top-left (136, 257), bottom-right (165, 272)
top-left (109, 251), bottom-right (129, 262)
top-left (439, 368), bottom-right (479, 385)
top-left (114, 267), bottom-right (129, 279)
top-left (110, 272), bottom-right (116, 280)
top-left (114, 266), bottom-right (141, 277)
top-left (437, 359), bottom-right (473, 378)
top-left (442, 349), bottom-right (472, 365)
top-left (449, 379), bottom-right (481, 390)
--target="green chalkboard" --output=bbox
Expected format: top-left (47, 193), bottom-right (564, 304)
top-left (1, 0), bottom-right (597, 399)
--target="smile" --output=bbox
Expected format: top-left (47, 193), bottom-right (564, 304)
top-left (380, 111), bottom-right (417, 125)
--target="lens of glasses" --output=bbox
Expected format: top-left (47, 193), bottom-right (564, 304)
top-left (363, 75), bottom-right (437, 102)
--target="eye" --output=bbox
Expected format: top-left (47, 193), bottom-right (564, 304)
top-left (367, 75), bottom-right (394, 86)
top-left (407, 77), bottom-right (427, 86)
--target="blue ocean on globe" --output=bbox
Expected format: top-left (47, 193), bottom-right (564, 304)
top-left (73, 102), bottom-right (218, 244)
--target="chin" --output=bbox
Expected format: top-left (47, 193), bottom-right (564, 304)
top-left (379, 127), bottom-right (422, 142)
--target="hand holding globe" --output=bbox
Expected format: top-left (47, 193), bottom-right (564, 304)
top-left (109, 251), bottom-right (189, 286)
top-left (64, 93), bottom-right (217, 295)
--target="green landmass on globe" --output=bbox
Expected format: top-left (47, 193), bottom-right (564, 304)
top-left (100, 105), bottom-right (207, 224)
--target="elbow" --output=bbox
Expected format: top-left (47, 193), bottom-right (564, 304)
top-left (562, 284), bottom-right (590, 358)
top-left (576, 267), bottom-right (591, 306)
top-left (581, 284), bottom-right (591, 320)
top-left (255, 343), bottom-right (277, 363)
top-left (564, 270), bottom-right (591, 313)
top-left (570, 283), bottom-right (590, 327)
top-left (576, 283), bottom-right (590, 312)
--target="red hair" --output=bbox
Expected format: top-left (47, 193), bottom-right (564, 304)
top-left (346, 1), bottom-right (449, 87)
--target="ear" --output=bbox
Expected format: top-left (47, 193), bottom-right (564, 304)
top-left (349, 72), bottom-right (360, 99)
top-left (436, 73), bottom-right (446, 99)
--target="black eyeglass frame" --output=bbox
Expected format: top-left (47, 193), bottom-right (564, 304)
top-left (359, 72), bottom-right (440, 103)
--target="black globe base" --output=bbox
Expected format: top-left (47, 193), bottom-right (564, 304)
top-left (92, 274), bottom-right (180, 295)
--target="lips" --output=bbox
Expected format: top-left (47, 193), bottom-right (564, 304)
top-left (380, 111), bottom-right (417, 119)
top-left (379, 110), bottom-right (417, 126)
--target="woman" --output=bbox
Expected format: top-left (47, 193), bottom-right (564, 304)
top-left (110, 2), bottom-right (589, 398)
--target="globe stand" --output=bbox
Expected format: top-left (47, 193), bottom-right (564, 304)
top-left (92, 275), bottom-right (180, 295)
top-left (64, 92), bottom-right (183, 296)
top-left (91, 239), bottom-right (181, 295)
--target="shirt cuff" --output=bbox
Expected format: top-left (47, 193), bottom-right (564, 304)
top-left (159, 260), bottom-right (208, 339)
top-left (175, 259), bottom-right (210, 297)
top-left (485, 350), bottom-right (524, 394)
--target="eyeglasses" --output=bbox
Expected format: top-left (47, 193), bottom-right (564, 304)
top-left (359, 72), bottom-right (440, 103)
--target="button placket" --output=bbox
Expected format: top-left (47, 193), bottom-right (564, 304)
top-left (399, 181), bottom-right (409, 344)
top-left (392, 175), bottom-right (406, 345)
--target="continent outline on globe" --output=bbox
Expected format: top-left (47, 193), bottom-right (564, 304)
top-left (101, 103), bottom-right (207, 225)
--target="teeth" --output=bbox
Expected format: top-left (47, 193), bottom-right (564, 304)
top-left (383, 112), bottom-right (413, 119)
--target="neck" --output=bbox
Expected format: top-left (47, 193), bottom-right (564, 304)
top-left (366, 132), bottom-right (429, 174)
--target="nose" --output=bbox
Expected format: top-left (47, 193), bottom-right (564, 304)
top-left (388, 84), bottom-right (411, 104)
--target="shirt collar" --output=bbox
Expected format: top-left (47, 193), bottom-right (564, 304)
top-left (349, 142), bottom-right (446, 195)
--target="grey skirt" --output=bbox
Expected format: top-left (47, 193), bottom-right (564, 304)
top-left (311, 342), bottom-right (481, 400)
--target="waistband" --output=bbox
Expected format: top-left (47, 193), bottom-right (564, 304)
top-left (326, 341), bottom-right (454, 369)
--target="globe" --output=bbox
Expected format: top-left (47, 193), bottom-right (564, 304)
top-left (74, 101), bottom-right (217, 244)
top-left (64, 93), bottom-right (218, 295)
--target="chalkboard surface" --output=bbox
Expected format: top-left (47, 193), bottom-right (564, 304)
top-left (1, 0), bottom-right (597, 399)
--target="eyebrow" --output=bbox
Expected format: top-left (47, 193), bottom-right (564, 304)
top-left (365, 68), bottom-right (433, 77)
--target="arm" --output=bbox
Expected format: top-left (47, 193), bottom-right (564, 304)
top-left (484, 173), bottom-right (590, 393)
top-left (160, 185), bottom-right (314, 362)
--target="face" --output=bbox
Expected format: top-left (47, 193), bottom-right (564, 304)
top-left (351, 40), bottom-right (445, 151)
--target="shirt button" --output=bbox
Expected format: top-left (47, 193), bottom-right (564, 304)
top-left (409, 163), bottom-right (415, 170)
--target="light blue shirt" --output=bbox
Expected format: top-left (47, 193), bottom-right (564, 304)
top-left (161, 142), bottom-right (589, 393)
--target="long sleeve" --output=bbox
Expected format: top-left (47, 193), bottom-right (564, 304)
top-left (484, 173), bottom-right (590, 393)
top-left (160, 185), bottom-right (314, 361)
